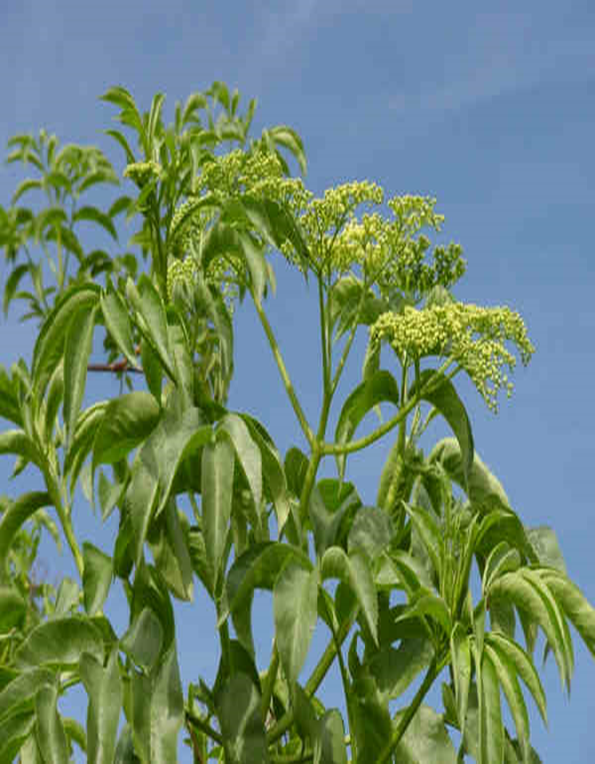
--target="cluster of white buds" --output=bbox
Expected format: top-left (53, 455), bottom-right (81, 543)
top-left (371, 303), bottom-right (535, 411)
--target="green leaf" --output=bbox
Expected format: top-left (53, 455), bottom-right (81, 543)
top-left (11, 178), bottom-right (43, 204)
top-left (368, 637), bottom-right (433, 701)
top-left (477, 651), bottom-right (504, 764)
top-left (63, 304), bottom-right (97, 446)
top-left (309, 483), bottom-right (359, 559)
top-left (222, 541), bottom-right (312, 627)
top-left (483, 542), bottom-right (522, 594)
top-left (100, 285), bottom-right (139, 369)
top-left (201, 221), bottom-right (267, 303)
top-left (335, 370), bottom-right (400, 481)
top-left (396, 587), bottom-right (451, 636)
top-left (284, 446), bottom-right (309, 497)
top-left (490, 568), bottom-right (573, 691)
top-left (321, 547), bottom-right (378, 644)
top-left (485, 633), bottom-right (547, 726)
top-left (32, 284), bottom-right (100, 399)
top-left (0, 710), bottom-right (36, 763)
top-left (53, 578), bottom-right (81, 618)
top-left (218, 413), bottom-right (262, 510)
top-left (0, 669), bottom-right (55, 723)
top-left (3, 264), bottom-right (30, 317)
top-left (92, 391), bottom-right (160, 470)
top-left (269, 125), bottom-right (307, 175)
top-left (0, 366), bottom-right (22, 425)
top-left (82, 542), bottom-right (113, 616)
top-left (403, 502), bottom-right (443, 581)
top-left (313, 709), bottom-right (348, 764)
top-left (127, 407), bottom-right (211, 565)
top-left (450, 624), bottom-right (472, 736)
top-left (392, 704), bottom-right (458, 764)
top-left (410, 370), bottom-right (474, 489)
top-left (430, 437), bottom-right (511, 512)
top-left (80, 649), bottom-right (122, 764)
top-left (537, 569), bottom-right (595, 658)
top-left (121, 607), bottom-right (163, 672)
top-left (241, 414), bottom-right (291, 534)
top-left (130, 645), bottom-right (184, 763)
top-left (35, 683), bottom-right (69, 764)
top-left (15, 617), bottom-right (103, 670)
top-left (148, 499), bottom-right (194, 601)
top-left (273, 564), bottom-right (319, 685)
top-left (347, 506), bottom-right (394, 562)
top-left (525, 527), bottom-right (566, 574)
top-left (202, 434), bottom-right (235, 590)
top-left (351, 672), bottom-right (392, 762)
top-left (126, 276), bottom-right (176, 381)
top-left (0, 588), bottom-right (26, 634)
top-left (0, 492), bottom-right (52, 574)
top-left (217, 673), bottom-right (270, 764)
top-left (0, 430), bottom-right (40, 467)
top-left (485, 642), bottom-right (530, 764)
top-left (64, 401), bottom-right (107, 493)
top-left (73, 206), bottom-right (118, 240)
top-left (104, 129), bottom-right (136, 164)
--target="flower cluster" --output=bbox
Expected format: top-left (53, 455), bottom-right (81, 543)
top-left (371, 303), bottom-right (535, 411)
top-left (166, 256), bottom-right (199, 300)
top-left (328, 195), bottom-right (466, 295)
top-left (123, 160), bottom-right (162, 188)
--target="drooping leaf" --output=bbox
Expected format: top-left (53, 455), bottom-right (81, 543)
top-left (241, 414), bottom-right (291, 534)
top-left (525, 527), bottom-right (566, 574)
top-left (321, 547), bottom-right (378, 644)
top-left (410, 370), bottom-right (474, 490)
top-left (477, 651), bottom-right (504, 764)
top-left (92, 392), bottom-right (160, 471)
top-left (484, 633), bottom-right (547, 726)
top-left (334, 370), bottom-right (400, 481)
top-left (14, 618), bottom-right (104, 670)
top-left (32, 284), bottom-right (100, 399)
top-left (273, 564), bottom-right (319, 685)
top-left (218, 413), bottom-right (262, 510)
top-left (0, 492), bottom-right (52, 574)
top-left (392, 704), bottom-right (458, 764)
top-left (537, 569), bottom-right (595, 658)
top-left (100, 285), bottom-right (139, 369)
top-left (80, 649), bottom-right (122, 764)
top-left (202, 434), bottom-right (235, 590)
top-left (34, 683), bottom-right (69, 764)
top-left (126, 275), bottom-right (176, 381)
top-left (347, 506), bottom-right (394, 562)
top-left (63, 304), bottom-right (97, 446)
top-left (217, 673), bottom-right (270, 764)
top-left (367, 637), bottom-right (433, 701)
top-left (485, 642), bottom-right (530, 764)
top-left (82, 542), bottom-right (113, 616)
top-left (130, 645), bottom-right (184, 764)
top-left (121, 608), bottom-right (163, 673)
top-left (396, 587), bottom-right (451, 637)
top-left (73, 206), bottom-right (118, 240)
top-left (313, 709), bottom-right (348, 764)
top-left (450, 623), bottom-right (472, 736)
top-left (221, 541), bottom-right (312, 629)
top-left (0, 669), bottom-right (55, 723)
top-left (350, 672), bottom-right (392, 762)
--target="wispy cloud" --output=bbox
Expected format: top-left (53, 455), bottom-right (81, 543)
top-left (388, 11), bottom-right (595, 117)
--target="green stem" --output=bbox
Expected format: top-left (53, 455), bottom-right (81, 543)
top-left (298, 447), bottom-right (321, 526)
top-left (318, 276), bottom-right (330, 396)
top-left (322, 357), bottom-right (457, 457)
top-left (261, 641), bottom-right (279, 721)
top-left (267, 602), bottom-right (358, 745)
top-left (377, 652), bottom-right (448, 764)
top-left (253, 297), bottom-right (315, 448)
top-left (185, 710), bottom-right (223, 746)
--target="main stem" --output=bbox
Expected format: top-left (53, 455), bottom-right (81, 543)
top-left (377, 652), bottom-right (446, 764)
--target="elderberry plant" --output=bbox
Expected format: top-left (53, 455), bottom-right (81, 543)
top-left (0, 82), bottom-right (594, 764)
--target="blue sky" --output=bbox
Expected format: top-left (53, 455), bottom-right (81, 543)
top-left (1, 1), bottom-right (594, 761)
